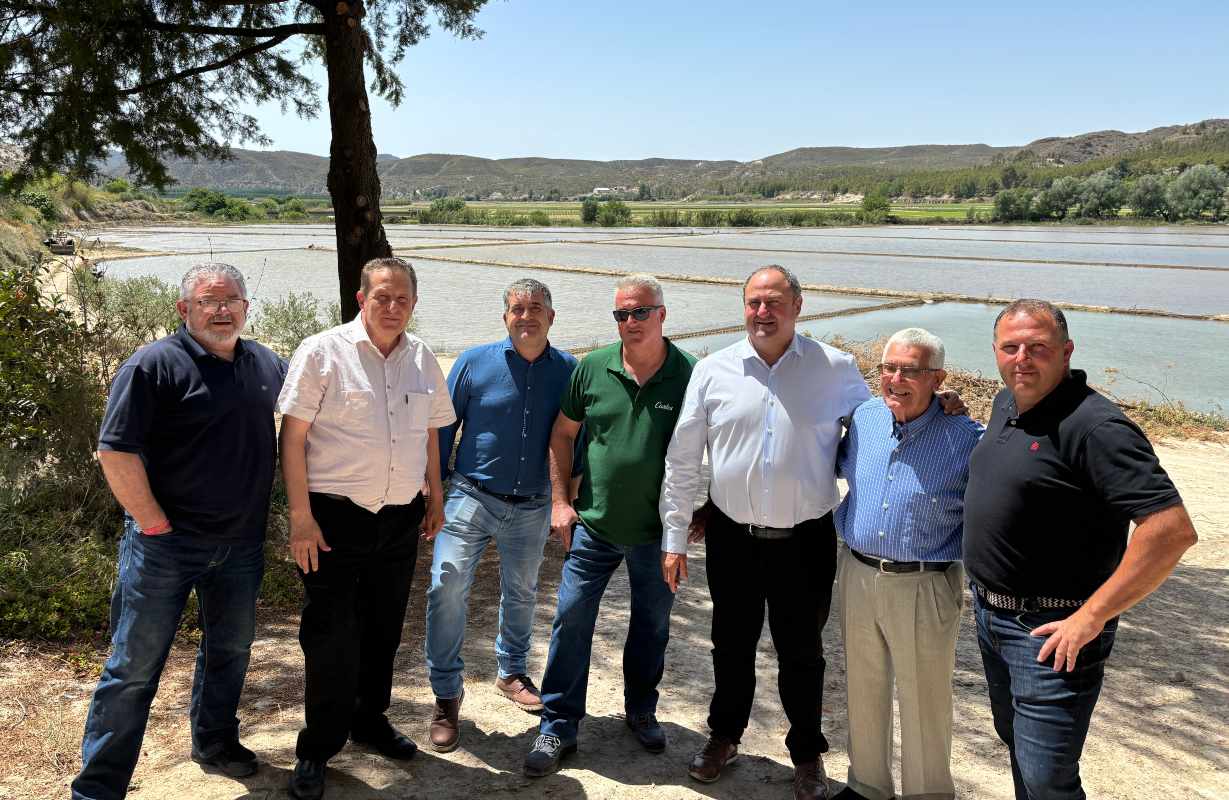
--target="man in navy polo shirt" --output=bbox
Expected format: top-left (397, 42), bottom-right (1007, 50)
top-left (964, 298), bottom-right (1197, 800)
top-left (423, 278), bottom-right (578, 752)
top-left (73, 263), bottom-right (286, 800)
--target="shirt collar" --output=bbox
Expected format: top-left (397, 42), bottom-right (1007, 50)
top-left (503, 336), bottom-right (555, 363)
top-left (1006, 369), bottom-right (1089, 422)
top-left (343, 315), bottom-right (408, 360)
top-left (890, 395), bottom-right (942, 440)
top-left (736, 333), bottom-right (802, 368)
top-left (606, 338), bottom-right (681, 383)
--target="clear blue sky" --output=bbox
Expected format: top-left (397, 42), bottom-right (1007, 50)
top-left (244, 0), bottom-right (1229, 162)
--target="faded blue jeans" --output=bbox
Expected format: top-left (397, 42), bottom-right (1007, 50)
top-left (72, 519), bottom-right (264, 800)
top-left (538, 522), bottom-right (675, 743)
top-left (973, 587), bottom-right (1118, 800)
top-left (424, 475), bottom-right (552, 699)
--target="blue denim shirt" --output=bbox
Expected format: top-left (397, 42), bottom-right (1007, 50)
top-left (836, 397), bottom-right (983, 562)
top-left (439, 338), bottom-right (578, 498)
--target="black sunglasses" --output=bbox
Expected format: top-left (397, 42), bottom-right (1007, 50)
top-left (612, 305), bottom-right (662, 323)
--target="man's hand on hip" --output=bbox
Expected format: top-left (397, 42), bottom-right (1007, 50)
top-left (1031, 607), bottom-right (1105, 672)
top-left (551, 501), bottom-right (578, 551)
top-left (661, 552), bottom-right (688, 593)
top-left (289, 511), bottom-right (330, 573)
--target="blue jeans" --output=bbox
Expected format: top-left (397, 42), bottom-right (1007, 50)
top-left (973, 588), bottom-right (1118, 800)
top-left (538, 523), bottom-right (675, 743)
top-left (424, 476), bottom-right (551, 699)
top-left (72, 520), bottom-right (264, 800)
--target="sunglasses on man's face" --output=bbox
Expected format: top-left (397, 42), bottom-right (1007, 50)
top-left (612, 305), bottom-right (662, 323)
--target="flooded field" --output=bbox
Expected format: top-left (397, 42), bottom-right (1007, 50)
top-left (93, 223), bottom-right (1228, 411)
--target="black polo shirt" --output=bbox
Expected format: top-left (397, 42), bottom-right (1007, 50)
top-left (98, 326), bottom-right (287, 542)
top-left (963, 370), bottom-right (1181, 600)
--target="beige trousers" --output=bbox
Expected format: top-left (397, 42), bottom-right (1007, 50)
top-left (838, 546), bottom-right (963, 800)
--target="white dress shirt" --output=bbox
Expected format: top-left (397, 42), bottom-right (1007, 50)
top-left (660, 334), bottom-right (871, 554)
top-left (277, 318), bottom-right (456, 513)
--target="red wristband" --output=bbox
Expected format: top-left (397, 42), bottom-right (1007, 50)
top-left (142, 520), bottom-right (173, 536)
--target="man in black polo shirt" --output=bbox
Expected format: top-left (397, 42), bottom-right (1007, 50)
top-left (73, 263), bottom-right (286, 800)
top-left (963, 298), bottom-right (1197, 800)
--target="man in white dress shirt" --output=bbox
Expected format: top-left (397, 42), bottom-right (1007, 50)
top-left (277, 257), bottom-right (456, 800)
top-left (659, 265), bottom-right (871, 800)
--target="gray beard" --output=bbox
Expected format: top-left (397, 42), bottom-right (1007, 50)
top-left (187, 318), bottom-right (244, 348)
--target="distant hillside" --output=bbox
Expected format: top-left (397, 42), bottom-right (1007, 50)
top-left (83, 118), bottom-right (1229, 199)
top-left (1013, 119), bottom-right (1229, 166)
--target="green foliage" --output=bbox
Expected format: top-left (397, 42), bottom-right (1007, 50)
top-left (103, 178), bottom-right (131, 194)
top-left (993, 188), bottom-right (1037, 221)
top-left (181, 187), bottom-right (229, 216)
top-left (1127, 174), bottom-right (1168, 218)
top-left (728, 207), bottom-right (760, 227)
top-left (528, 210), bottom-right (552, 226)
top-left (596, 200), bottom-right (632, 227)
top-left (218, 197), bottom-right (259, 221)
top-left (251, 291), bottom-right (343, 358)
top-left (1078, 171), bottom-right (1124, 219)
top-left (1165, 164), bottom-right (1227, 221)
top-left (17, 190), bottom-right (57, 221)
top-left (0, 521), bottom-right (117, 639)
top-left (861, 192), bottom-right (890, 214)
top-left (580, 197), bottom-right (600, 223)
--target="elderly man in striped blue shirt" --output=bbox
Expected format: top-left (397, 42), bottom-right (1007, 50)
top-left (833, 328), bottom-right (983, 800)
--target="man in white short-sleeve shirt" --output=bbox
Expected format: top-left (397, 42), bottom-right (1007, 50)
top-left (277, 257), bottom-right (455, 800)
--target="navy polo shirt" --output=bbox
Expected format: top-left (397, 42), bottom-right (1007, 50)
top-left (98, 326), bottom-right (287, 542)
top-left (439, 338), bottom-right (578, 498)
top-left (963, 370), bottom-right (1181, 601)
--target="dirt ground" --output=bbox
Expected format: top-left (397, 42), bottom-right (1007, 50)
top-left (1, 438), bottom-right (1225, 800)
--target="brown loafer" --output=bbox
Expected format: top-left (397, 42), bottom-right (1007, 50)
top-left (429, 691), bottom-right (463, 753)
top-left (688, 734), bottom-right (737, 783)
top-left (494, 674), bottom-right (544, 712)
top-left (793, 757), bottom-right (831, 800)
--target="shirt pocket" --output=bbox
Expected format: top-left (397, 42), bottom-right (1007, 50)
top-left (401, 390), bottom-right (432, 436)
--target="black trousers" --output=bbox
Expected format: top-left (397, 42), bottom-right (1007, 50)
top-left (705, 507), bottom-right (836, 764)
top-left (295, 492), bottom-right (423, 761)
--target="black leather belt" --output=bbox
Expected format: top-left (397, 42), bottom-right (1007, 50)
top-left (851, 548), bottom-right (952, 574)
top-left (483, 487), bottom-right (541, 504)
top-left (973, 583), bottom-right (1084, 612)
top-left (745, 524), bottom-right (795, 540)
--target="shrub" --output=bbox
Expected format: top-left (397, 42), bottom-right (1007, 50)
top-left (1165, 164), bottom-right (1227, 220)
top-left (251, 291), bottom-right (343, 357)
top-left (17, 190), bottom-right (57, 221)
top-left (692, 209), bottom-right (724, 227)
top-left (580, 197), bottom-right (600, 224)
top-left (103, 178), bottom-right (131, 194)
top-left (528, 210), bottom-right (552, 226)
top-left (596, 200), bottom-right (632, 227)
top-left (181, 187), bottom-right (228, 215)
top-left (728, 207), bottom-right (761, 227)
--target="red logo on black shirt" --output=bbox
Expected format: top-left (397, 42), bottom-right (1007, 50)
top-left (1030, 441), bottom-right (1040, 451)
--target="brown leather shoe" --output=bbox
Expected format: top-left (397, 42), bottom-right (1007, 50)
top-left (688, 734), bottom-right (738, 783)
top-left (429, 691), bottom-right (463, 753)
top-left (793, 757), bottom-right (830, 800)
top-left (494, 674), bottom-right (544, 712)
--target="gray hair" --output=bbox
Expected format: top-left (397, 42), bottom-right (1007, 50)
top-left (503, 278), bottom-right (553, 311)
top-left (743, 264), bottom-right (802, 298)
top-left (883, 327), bottom-right (946, 369)
top-left (994, 298), bottom-right (1070, 342)
top-left (361, 256), bottom-right (417, 295)
top-left (615, 272), bottom-right (664, 304)
top-left (179, 262), bottom-right (248, 300)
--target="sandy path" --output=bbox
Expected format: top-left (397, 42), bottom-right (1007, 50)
top-left (3, 438), bottom-right (1225, 800)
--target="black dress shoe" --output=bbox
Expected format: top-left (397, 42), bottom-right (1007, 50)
top-left (190, 739), bottom-right (258, 778)
top-left (625, 712), bottom-right (667, 753)
top-left (288, 759), bottom-right (326, 800)
top-left (351, 718), bottom-right (419, 760)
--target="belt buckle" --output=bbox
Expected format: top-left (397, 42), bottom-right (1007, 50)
top-left (1020, 596), bottom-right (1040, 612)
top-left (878, 558), bottom-right (892, 574)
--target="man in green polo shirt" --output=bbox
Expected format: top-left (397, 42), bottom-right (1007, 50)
top-left (523, 273), bottom-right (697, 777)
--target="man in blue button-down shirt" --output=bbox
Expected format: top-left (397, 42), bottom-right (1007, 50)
top-left (424, 278), bottom-right (578, 753)
top-left (833, 328), bottom-right (983, 800)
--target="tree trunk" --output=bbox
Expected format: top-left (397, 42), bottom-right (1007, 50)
top-left (322, 0), bottom-right (389, 322)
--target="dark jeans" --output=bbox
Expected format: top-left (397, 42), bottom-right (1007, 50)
top-left (973, 588), bottom-right (1118, 800)
top-left (538, 523), bottom-right (675, 742)
top-left (295, 492), bottom-right (423, 761)
top-left (705, 509), bottom-right (835, 765)
top-left (73, 519), bottom-right (264, 800)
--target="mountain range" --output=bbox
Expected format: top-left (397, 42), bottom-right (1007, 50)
top-left (95, 119), bottom-right (1229, 199)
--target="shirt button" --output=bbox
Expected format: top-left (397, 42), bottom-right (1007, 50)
top-left (878, 531), bottom-right (885, 537)
top-left (888, 475), bottom-right (894, 481)
top-left (882, 503), bottom-right (889, 509)
top-left (521, 457), bottom-right (525, 461)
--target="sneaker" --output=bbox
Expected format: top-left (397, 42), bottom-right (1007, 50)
top-left (792, 757), bottom-right (831, 800)
top-left (688, 734), bottom-right (738, 783)
top-left (429, 691), bottom-right (463, 753)
top-left (495, 674), bottom-right (544, 712)
top-left (624, 712), bottom-right (666, 753)
top-left (190, 739), bottom-right (258, 778)
top-left (523, 733), bottom-right (577, 777)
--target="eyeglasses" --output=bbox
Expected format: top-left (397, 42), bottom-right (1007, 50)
top-left (878, 363), bottom-right (939, 379)
top-left (612, 305), bottom-right (662, 323)
top-left (194, 298), bottom-right (248, 314)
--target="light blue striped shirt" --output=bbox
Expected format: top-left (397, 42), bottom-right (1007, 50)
top-left (835, 396), bottom-right (983, 562)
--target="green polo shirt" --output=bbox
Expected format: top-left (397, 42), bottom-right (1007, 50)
top-left (561, 339), bottom-right (697, 546)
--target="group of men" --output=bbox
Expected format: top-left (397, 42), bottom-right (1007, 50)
top-left (72, 256), bottom-right (1197, 800)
